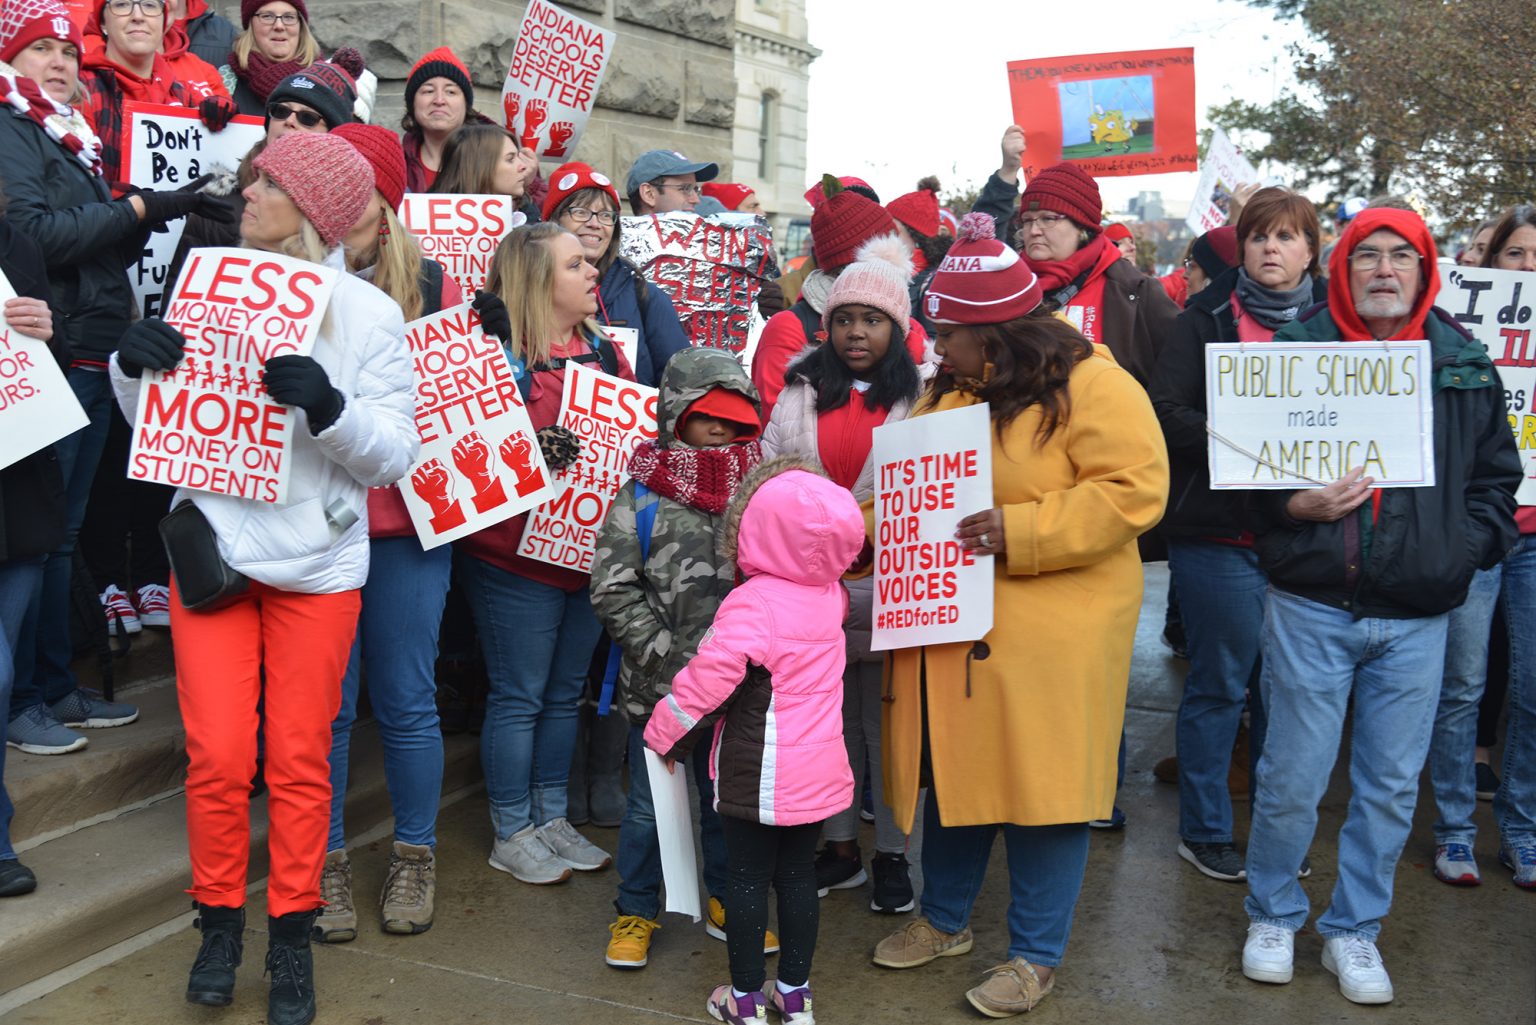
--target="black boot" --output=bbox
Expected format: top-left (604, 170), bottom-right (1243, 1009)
top-left (266, 910), bottom-right (318, 1025)
top-left (186, 904), bottom-right (244, 1005)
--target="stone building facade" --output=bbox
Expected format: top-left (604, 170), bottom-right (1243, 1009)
top-left (729, 0), bottom-right (818, 238)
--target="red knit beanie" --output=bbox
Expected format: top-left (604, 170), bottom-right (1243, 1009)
top-left (541, 161), bottom-right (619, 221)
top-left (333, 123), bottom-right (405, 209)
top-left (253, 132), bottom-right (375, 248)
top-left (923, 213), bottom-right (1042, 325)
top-left (680, 388), bottom-right (760, 441)
top-left (240, 0), bottom-right (307, 28)
top-left (1020, 162), bottom-right (1103, 234)
top-left (812, 189), bottom-right (897, 272)
top-left (887, 187), bottom-right (940, 238)
top-left (804, 175), bottom-right (877, 210)
top-left (1103, 222), bottom-right (1134, 243)
top-left (406, 46), bottom-right (473, 116)
top-left (701, 182), bottom-right (755, 211)
top-left (0, 0), bottom-right (82, 64)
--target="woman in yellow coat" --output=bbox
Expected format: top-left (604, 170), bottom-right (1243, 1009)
top-left (870, 214), bottom-right (1168, 1018)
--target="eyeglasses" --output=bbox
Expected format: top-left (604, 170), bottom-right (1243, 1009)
top-left (267, 102), bottom-right (324, 128)
top-left (253, 10), bottom-right (300, 25)
top-left (1016, 212), bottom-right (1070, 231)
top-left (106, 0), bottom-right (164, 15)
top-left (652, 182), bottom-right (700, 197)
top-left (1349, 246), bottom-right (1421, 271)
top-left (565, 206), bottom-right (618, 227)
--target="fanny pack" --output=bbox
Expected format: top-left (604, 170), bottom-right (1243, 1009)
top-left (159, 500), bottom-right (248, 612)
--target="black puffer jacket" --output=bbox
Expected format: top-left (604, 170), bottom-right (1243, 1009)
top-left (0, 106), bottom-right (142, 365)
top-left (1247, 303), bottom-right (1520, 618)
top-left (1151, 267), bottom-right (1329, 539)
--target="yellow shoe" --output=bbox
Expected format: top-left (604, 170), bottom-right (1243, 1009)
top-left (606, 914), bottom-right (658, 969)
top-left (706, 895), bottom-right (780, 954)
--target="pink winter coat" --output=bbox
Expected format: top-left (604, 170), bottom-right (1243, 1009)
top-left (643, 455), bottom-right (865, 826)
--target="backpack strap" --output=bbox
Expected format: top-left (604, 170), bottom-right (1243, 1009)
top-left (789, 299), bottom-right (822, 347)
top-left (418, 259), bottom-right (445, 317)
top-left (597, 482), bottom-right (660, 715)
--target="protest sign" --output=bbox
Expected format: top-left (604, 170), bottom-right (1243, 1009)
top-left (643, 748), bottom-right (703, 922)
top-left (1185, 127), bottom-right (1260, 236)
top-left (1204, 341), bottom-right (1435, 489)
top-left (498, 0), bottom-right (614, 160)
top-left (618, 213), bottom-right (779, 367)
top-left (128, 248), bottom-right (339, 504)
top-left (871, 403), bottom-right (994, 651)
top-left (1440, 265), bottom-right (1536, 503)
top-left (398, 194), bottom-right (524, 300)
top-left (0, 271), bottom-right (87, 470)
top-left (399, 302), bottom-right (555, 548)
top-left (1005, 48), bottom-right (1196, 179)
top-left (518, 362), bottom-right (657, 573)
top-left (120, 102), bottom-right (265, 318)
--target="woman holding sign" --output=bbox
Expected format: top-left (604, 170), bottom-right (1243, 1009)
top-left (109, 131), bottom-right (417, 1025)
top-left (869, 214), bottom-right (1167, 1018)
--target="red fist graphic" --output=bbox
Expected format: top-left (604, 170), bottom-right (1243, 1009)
top-left (545, 121), bottom-right (574, 157)
top-left (453, 431), bottom-right (507, 513)
top-left (499, 433), bottom-right (547, 497)
top-left (520, 99), bottom-right (547, 151)
top-left (412, 459), bottom-right (466, 533)
top-left (502, 93), bottom-right (520, 133)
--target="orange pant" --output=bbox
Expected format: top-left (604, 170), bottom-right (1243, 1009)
top-left (171, 580), bottom-right (361, 916)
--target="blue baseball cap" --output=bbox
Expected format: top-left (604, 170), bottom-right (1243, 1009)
top-left (624, 149), bottom-right (720, 195)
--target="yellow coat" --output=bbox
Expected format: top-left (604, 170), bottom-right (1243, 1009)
top-left (882, 346), bottom-right (1169, 832)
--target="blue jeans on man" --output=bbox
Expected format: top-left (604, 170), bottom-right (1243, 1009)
top-left (1, 558), bottom-right (47, 861)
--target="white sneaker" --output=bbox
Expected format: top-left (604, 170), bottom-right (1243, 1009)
top-left (1322, 936), bottom-right (1393, 1004)
top-left (101, 584), bottom-right (141, 634)
top-left (489, 824), bottom-right (571, 885)
top-left (535, 816), bottom-right (612, 871)
top-left (134, 583), bottom-right (172, 627)
top-left (1241, 922), bottom-right (1294, 984)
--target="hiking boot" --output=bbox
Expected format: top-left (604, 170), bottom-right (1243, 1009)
top-left (1241, 922), bottom-right (1294, 984)
top-left (535, 816), bottom-right (612, 871)
top-left (1178, 840), bottom-right (1246, 881)
top-left (0, 858), bottom-right (36, 897)
top-left (380, 841), bottom-right (435, 934)
top-left (706, 896), bottom-right (779, 953)
top-left (266, 910), bottom-right (318, 1025)
top-left (6, 704), bottom-right (87, 754)
top-left (814, 844), bottom-right (865, 896)
top-left (768, 983), bottom-right (815, 1024)
top-left (605, 914), bottom-right (659, 969)
top-left (48, 687), bottom-right (139, 728)
top-left (870, 852), bottom-right (915, 913)
top-left (1322, 935), bottom-right (1393, 1004)
top-left (101, 583), bottom-right (141, 634)
top-left (489, 824), bottom-right (571, 885)
top-left (313, 850), bottom-right (356, 942)
top-left (1433, 842), bottom-right (1481, 886)
top-left (1500, 838), bottom-right (1536, 889)
top-left (134, 583), bottom-right (172, 627)
top-left (965, 957), bottom-right (1053, 1017)
top-left (186, 904), bottom-right (244, 1006)
top-left (872, 917), bottom-right (974, 969)
top-left (706, 984), bottom-right (767, 1023)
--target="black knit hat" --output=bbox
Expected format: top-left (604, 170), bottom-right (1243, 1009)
top-left (267, 48), bottom-right (362, 130)
top-left (406, 47), bottom-right (473, 115)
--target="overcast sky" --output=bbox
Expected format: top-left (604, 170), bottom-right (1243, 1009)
top-left (803, 0), bottom-right (1310, 215)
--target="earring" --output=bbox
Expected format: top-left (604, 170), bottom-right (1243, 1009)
top-left (378, 213), bottom-right (390, 247)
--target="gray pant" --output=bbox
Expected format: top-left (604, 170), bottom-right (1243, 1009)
top-left (823, 659), bottom-right (907, 853)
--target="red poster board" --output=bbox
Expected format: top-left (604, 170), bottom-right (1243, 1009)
top-left (1006, 48), bottom-right (1196, 179)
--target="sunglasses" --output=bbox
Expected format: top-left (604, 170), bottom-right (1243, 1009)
top-left (267, 103), bottom-right (324, 128)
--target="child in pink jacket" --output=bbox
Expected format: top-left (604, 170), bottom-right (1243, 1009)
top-left (644, 454), bottom-right (865, 1025)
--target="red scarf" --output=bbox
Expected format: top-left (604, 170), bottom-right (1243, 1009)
top-left (627, 439), bottom-right (761, 514)
top-left (1027, 233), bottom-right (1120, 342)
top-left (231, 50), bottom-right (306, 103)
top-left (1325, 208), bottom-right (1441, 341)
top-left (0, 72), bottom-right (103, 175)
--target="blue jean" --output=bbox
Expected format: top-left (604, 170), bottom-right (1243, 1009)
top-left (1169, 540), bottom-right (1268, 843)
top-left (919, 788), bottom-right (1091, 966)
top-left (9, 367), bottom-right (114, 716)
top-left (461, 557), bottom-right (603, 840)
top-left (0, 558), bottom-right (47, 861)
top-left (614, 723), bottom-right (728, 919)
top-left (1245, 588), bottom-right (1447, 940)
top-left (1432, 537), bottom-right (1536, 846)
top-left (327, 537), bottom-right (452, 851)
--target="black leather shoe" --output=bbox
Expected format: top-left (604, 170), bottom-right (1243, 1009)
top-left (0, 859), bottom-right (37, 897)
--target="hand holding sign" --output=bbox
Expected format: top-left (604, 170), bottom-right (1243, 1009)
top-left (263, 354), bottom-right (343, 433)
top-left (1000, 124), bottom-right (1026, 178)
top-left (117, 318), bottom-right (187, 377)
top-left (956, 507), bottom-right (1006, 556)
top-left (4, 298), bottom-right (52, 342)
top-left (1284, 467), bottom-right (1375, 522)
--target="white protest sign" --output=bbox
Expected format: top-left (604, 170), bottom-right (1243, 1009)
top-left (1440, 264), bottom-right (1536, 503)
top-left (1185, 127), bottom-right (1259, 236)
top-left (1204, 341), bottom-right (1435, 489)
top-left (602, 326), bottom-right (639, 373)
top-left (0, 272), bottom-right (87, 469)
top-left (871, 403), bottom-right (994, 651)
top-left (129, 248), bottom-right (339, 504)
top-left (398, 194), bottom-right (523, 300)
top-left (498, 0), bottom-right (614, 160)
top-left (518, 362), bottom-right (658, 573)
top-left (120, 101), bottom-right (265, 319)
top-left (643, 748), bottom-right (702, 922)
top-left (399, 302), bottom-right (555, 548)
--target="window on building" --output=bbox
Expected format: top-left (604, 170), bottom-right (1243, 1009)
top-left (758, 92), bottom-right (778, 178)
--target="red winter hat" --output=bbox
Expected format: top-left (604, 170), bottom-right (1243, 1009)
top-left (541, 161), bottom-right (619, 221)
top-left (333, 123), bottom-right (405, 209)
top-left (701, 181), bottom-right (754, 211)
top-left (679, 387), bottom-right (760, 441)
top-left (406, 46), bottom-right (472, 114)
top-left (254, 131), bottom-right (374, 248)
top-left (937, 207), bottom-right (959, 236)
top-left (923, 212), bottom-right (1042, 325)
top-left (1103, 222), bottom-right (1134, 243)
top-left (240, 0), bottom-right (307, 28)
top-left (1020, 162), bottom-right (1103, 234)
top-left (1189, 225), bottom-right (1238, 279)
top-left (812, 187), bottom-right (897, 272)
top-left (1326, 207), bottom-right (1440, 342)
top-left (887, 187), bottom-right (940, 238)
top-left (0, 0), bottom-right (82, 64)
top-left (804, 175), bottom-right (877, 210)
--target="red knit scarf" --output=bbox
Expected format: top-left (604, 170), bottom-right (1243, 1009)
top-left (0, 71), bottom-right (103, 175)
top-left (627, 440), bottom-right (761, 514)
top-left (1027, 232), bottom-right (1120, 295)
top-left (231, 50), bottom-right (306, 103)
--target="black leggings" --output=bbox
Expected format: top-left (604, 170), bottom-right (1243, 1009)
top-left (719, 815), bottom-right (821, 992)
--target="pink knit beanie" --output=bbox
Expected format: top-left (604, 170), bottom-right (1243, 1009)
top-left (822, 234), bottom-right (913, 334)
top-left (253, 132), bottom-right (375, 248)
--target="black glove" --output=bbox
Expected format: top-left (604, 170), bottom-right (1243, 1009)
top-left (472, 289), bottom-right (511, 344)
top-left (116, 318), bottom-right (186, 377)
top-left (136, 187), bottom-right (235, 227)
top-left (536, 424), bottom-right (581, 472)
top-left (263, 354), bottom-right (345, 433)
top-left (198, 95), bottom-right (238, 132)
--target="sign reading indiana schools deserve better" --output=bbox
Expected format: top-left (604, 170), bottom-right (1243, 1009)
top-left (498, 0), bottom-right (614, 160)
top-left (1204, 341), bottom-right (1435, 489)
top-left (871, 403), bottom-right (994, 651)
